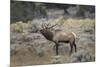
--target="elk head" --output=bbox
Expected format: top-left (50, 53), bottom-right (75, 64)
top-left (39, 23), bottom-right (58, 41)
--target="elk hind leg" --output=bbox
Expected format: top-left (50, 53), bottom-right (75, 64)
top-left (69, 43), bottom-right (73, 54)
top-left (73, 41), bottom-right (77, 52)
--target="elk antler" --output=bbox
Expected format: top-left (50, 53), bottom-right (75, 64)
top-left (41, 22), bottom-right (59, 29)
top-left (42, 23), bottom-right (50, 29)
top-left (47, 23), bottom-right (58, 29)
top-left (42, 23), bottom-right (46, 29)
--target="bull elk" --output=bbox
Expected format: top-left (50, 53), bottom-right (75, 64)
top-left (39, 23), bottom-right (77, 55)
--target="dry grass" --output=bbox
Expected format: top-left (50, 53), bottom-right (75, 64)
top-left (10, 17), bottom-right (95, 67)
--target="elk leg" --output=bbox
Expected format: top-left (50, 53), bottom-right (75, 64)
top-left (55, 43), bottom-right (59, 55)
top-left (70, 43), bottom-right (73, 54)
top-left (73, 42), bottom-right (77, 52)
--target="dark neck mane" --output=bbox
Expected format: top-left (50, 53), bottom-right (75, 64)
top-left (41, 29), bottom-right (54, 41)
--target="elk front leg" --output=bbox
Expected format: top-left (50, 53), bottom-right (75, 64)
top-left (55, 43), bottom-right (59, 55)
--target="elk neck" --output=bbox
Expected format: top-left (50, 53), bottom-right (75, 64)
top-left (40, 29), bottom-right (54, 41)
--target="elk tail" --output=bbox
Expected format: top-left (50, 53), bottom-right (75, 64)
top-left (71, 32), bottom-right (77, 38)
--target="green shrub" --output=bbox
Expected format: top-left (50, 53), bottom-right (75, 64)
top-left (35, 47), bottom-right (44, 57)
top-left (70, 49), bottom-right (95, 62)
top-left (84, 29), bottom-right (93, 34)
